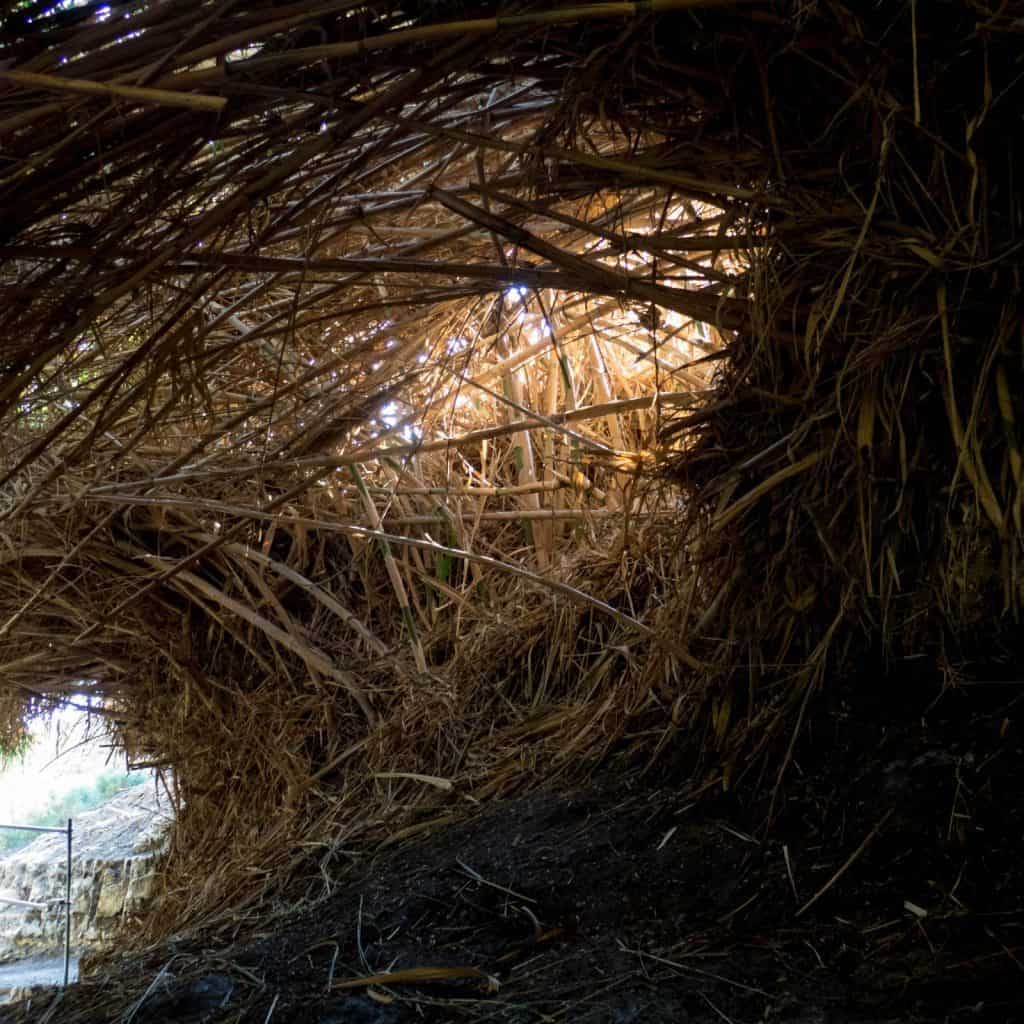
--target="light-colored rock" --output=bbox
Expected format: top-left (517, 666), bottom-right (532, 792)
top-left (0, 786), bottom-right (171, 961)
top-left (95, 866), bottom-right (126, 919)
top-left (125, 864), bottom-right (156, 911)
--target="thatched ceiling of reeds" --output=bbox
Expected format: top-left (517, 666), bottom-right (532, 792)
top-left (1, 0), bottom-right (1022, 932)
top-left (0, 1), bottom-right (765, 919)
top-left (0, 0), bottom-right (759, 720)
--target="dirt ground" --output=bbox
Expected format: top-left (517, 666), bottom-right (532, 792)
top-left (7, 675), bottom-right (1022, 1023)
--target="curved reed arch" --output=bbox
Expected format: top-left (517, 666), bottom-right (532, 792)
top-left (0, 0), bottom-right (1021, 933)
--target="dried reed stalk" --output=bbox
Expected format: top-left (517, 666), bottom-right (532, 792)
top-left (0, 0), bottom-right (1019, 955)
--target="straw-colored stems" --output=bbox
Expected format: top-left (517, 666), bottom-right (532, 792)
top-left (369, 480), bottom-right (566, 498)
top-left (996, 365), bottom-right (1023, 534)
top-left (88, 396), bottom-right (695, 494)
top-left (382, 457), bottom-right (469, 612)
top-left (380, 475), bottom-right (436, 627)
top-left (351, 465), bottom-right (428, 675)
top-left (542, 351), bottom-right (565, 547)
top-left (552, 469), bottom-right (608, 505)
top-left (587, 336), bottom-right (629, 510)
top-left (0, 69), bottom-right (227, 113)
top-left (381, 509), bottom-right (640, 526)
top-left (494, 336), bottom-right (549, 566)
top-left (209, 539), bottom-right (387, 657)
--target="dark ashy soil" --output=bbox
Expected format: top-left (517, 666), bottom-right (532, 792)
top-left (7, 678), bottom-right (1023, 1023)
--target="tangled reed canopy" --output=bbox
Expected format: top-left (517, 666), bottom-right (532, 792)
top-left (0, 0), bottom-right (1022, 931)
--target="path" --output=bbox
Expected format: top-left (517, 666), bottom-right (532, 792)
top-left (0, 956), bottom-right (77, 1002)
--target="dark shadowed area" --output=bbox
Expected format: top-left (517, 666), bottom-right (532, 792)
top-left (0, 0), bottom-right (1021, 1020)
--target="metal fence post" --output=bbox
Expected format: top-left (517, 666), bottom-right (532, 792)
top-left (64, 817), bottom-right (72, 987)
top-left (0, 820), bottom-right (75, 989)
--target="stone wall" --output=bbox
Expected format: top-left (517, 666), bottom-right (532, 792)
top-left (0, 786), bottom-right (170, 960)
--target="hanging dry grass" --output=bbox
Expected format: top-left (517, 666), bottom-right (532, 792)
top-left (658, 0), bottom-right (1024, 798)
top-left (0, 0), bottom-right (1021, 941)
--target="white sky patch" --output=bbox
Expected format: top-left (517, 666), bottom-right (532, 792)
top-left (0, 697), bottom-right (148, 825)
top-left (226, 45), bottom-right (262, 61)
top-left (379, 402), bottom-right (401, 428)
top-left (525, 320), bottom-right (553, 345)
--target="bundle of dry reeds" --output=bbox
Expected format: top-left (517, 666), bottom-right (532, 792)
top-left (0, 0), bottom-right (1020, 936)
top-left (660, 0), bottom-right (1024, 794)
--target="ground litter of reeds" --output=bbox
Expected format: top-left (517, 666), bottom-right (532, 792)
top-left (9, 676), bottom-right (1023, 1022)
top-left (1, 0), bottom-right (1023, 1019)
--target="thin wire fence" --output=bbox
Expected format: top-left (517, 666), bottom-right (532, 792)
top-left (0, 819), bottom-right (72, 988)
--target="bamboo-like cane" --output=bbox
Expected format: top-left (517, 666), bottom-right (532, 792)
top-left (0, 69), bottom-right (226, 112)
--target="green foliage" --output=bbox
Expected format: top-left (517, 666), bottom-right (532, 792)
top-left (0, 771), bottom-right (148, 856)
top-left (0, 731), bottom-right (34, 771)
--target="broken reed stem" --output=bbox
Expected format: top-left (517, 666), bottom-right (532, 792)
top-left (795, 810), bottom-right (894, 918)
